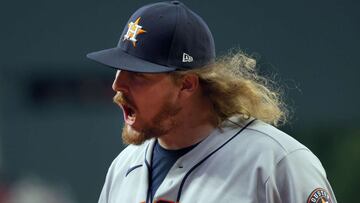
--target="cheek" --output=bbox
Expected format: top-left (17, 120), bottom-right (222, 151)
top-left (131, 77), bottom-right (179, 118)
top-left (134, 92), bottom-right (162, 116)
top-left (137, 91), bottom-right (176, 117)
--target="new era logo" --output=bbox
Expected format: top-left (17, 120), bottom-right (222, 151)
top-left (182, 53), bottom-right (193, 63)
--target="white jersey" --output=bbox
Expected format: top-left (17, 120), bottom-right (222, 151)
top-left (98, 119), bottom-right (337, 203)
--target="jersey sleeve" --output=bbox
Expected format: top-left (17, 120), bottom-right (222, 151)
top-left (264, 149), bottom-right (337, 203)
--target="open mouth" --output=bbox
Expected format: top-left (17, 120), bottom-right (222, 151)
top-left (122, 104), bottom-right (136, 125)
top-left (113, 92), bottom-right (137, 126)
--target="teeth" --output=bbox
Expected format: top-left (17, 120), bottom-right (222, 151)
top-left (121, 104), bottom-right (136, 124)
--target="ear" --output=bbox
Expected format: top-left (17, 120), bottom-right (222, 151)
top-left (179, 74), bottom-right (199, 97)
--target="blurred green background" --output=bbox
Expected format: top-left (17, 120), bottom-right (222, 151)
top-left (0, 0), bottom-right (359, 202)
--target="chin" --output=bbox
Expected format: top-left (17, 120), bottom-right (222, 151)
top-left (121, 124), bottom-right (149, 145)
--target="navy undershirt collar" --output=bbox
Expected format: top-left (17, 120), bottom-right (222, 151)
top-left (150, 140), bottom-right (198, 201)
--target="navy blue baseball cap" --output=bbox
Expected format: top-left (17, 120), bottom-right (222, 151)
top-left (86, 1), bottom-right (215, 73)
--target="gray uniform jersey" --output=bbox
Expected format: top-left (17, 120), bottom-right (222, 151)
top-left (98, 119), bottom-right (337, 203)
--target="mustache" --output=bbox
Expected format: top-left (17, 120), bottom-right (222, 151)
top-left (113, 92), bottom-right (136, 110)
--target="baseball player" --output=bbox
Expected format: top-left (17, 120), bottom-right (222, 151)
top-left (87, 1), bottom-right (337, 203)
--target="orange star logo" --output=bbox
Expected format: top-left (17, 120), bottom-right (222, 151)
top-left (321, 197), bottom-right (329, 203)
top-left (123, 17), bottom-right (146, 47)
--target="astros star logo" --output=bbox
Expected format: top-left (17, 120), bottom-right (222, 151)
top-left (123, 17), bottom-right (146, 47)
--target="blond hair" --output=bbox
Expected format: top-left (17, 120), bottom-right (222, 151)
top-left (170, 51), bottom-right (289, 126)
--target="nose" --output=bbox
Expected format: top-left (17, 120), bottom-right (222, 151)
top-left (112, 70), bottom-right (129, 92)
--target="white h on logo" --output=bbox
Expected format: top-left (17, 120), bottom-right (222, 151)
top-left (123, 17), bottom-right (146, 47)
top-left (124, 22), bottom-right (142, 42)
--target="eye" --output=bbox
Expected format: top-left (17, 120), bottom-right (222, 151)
top-left (130, 72), bottom-right (149, 83)
top-left (133, 72), bottom-right (146, 79)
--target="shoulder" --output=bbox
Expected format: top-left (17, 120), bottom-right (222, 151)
top-left (222, 119), bottom-right (322, 179)
top-left (225, 120), bottom-right (335, 201)
top-left (244, 119), bottom-right (308, 154)
top-left (238, 120), bottom-right (328, 181)
top-left (244, 120), bottom-right (324, 170)
top-left (242, 122), bottom-right (335, 202)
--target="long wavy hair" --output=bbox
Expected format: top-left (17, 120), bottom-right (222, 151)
top-left (170, 51), bottom-right (289, 126)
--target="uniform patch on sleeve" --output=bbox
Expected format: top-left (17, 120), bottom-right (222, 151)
top-left (307, 188), bottom-right (332, 203)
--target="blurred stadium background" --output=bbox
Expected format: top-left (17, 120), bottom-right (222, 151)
top-left (1, 0), bottom-right (359, 202)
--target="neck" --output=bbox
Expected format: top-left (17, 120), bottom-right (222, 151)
top-left (157, 98), bottom-right (217, 150)
top-left (158, 122), bottom-right (215, 150)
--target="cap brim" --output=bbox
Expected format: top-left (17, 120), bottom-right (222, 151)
top-left (86, 47), bottom-right (177, 73)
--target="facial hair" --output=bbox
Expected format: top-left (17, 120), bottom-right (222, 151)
top-left (113, 92), bottom-right (182, 145)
